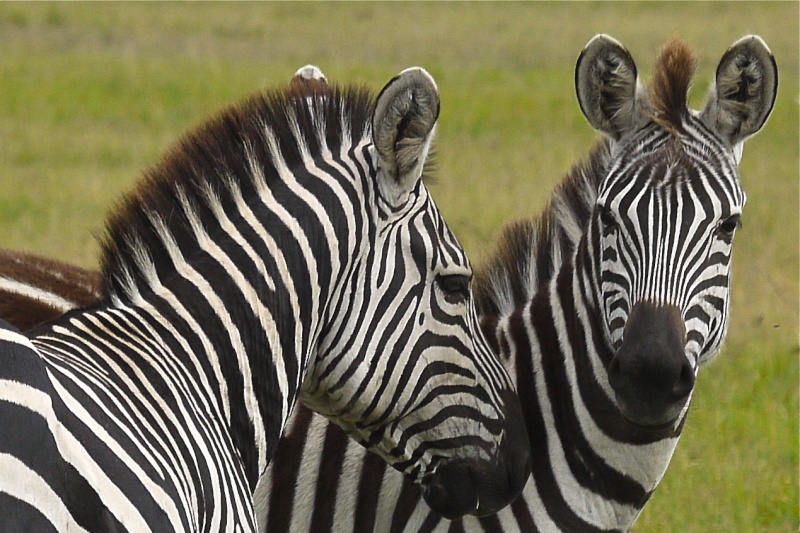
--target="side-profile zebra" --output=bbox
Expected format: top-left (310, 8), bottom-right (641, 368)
top-left (0, 67), bottom-right (531, 530)
top-left (0, 35), bottom-right (777, 532)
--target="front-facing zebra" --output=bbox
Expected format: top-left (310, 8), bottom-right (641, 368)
top-left (0, 67), bottom-right (530, 530)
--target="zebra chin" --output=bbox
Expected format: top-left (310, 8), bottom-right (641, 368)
top-left (608, 302), bottom-right (696, 429)
top-left (613, 393), bottom-right (690, 430)
top-left (419, 389), bottom-right (531, 519)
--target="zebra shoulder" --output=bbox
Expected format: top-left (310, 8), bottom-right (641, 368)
top-left (0, 319), bottom-right (49, 386)
top-left (0, 320), bottom-right (80, 530)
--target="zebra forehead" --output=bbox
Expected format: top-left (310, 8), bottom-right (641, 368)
top-left (614, 133), bottom-right (741, 199)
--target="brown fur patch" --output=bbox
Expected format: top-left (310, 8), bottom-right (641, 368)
top-left (0, 294), bottom-right (62, 331)
top-left (0, 249), bottom-right (101, 330)
top-left (649, 38), bottom-right (698, 133)
top-left (0, 249), bottom-right (101, 305)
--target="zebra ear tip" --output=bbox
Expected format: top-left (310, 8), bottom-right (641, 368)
top-left (583, 34), bottom-right (624, 52)
top-left (396, 67), bottom-right (439, 94)
top-left (373, 67), bottom-right (440, 128)
top-left (289, 65), bottom-right (328, 92)
top-left (730, 34), bottom-right (771, 54)
top-left (292, 65), bottom-right (327, 83)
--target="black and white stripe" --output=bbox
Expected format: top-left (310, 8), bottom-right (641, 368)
top-left (0, 68), bottom-right (530, 530)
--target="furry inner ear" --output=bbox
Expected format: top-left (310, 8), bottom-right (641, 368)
top-left (372, 68), bottom-right (440, 205)
top-left (575, 34), bottom-right (644, 141)
top-left (700, 35), bottom-right (778, 148)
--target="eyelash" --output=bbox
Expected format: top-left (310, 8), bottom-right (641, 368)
top-left (436, 274), bottom-right (471, 304)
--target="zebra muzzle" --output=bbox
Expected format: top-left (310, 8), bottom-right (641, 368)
top-left (421, 389), bottom-right (531, 518)
top-left (608, 302), bottom-right (695, 428)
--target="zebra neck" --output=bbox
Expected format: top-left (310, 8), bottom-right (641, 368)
top-left (154, 248), bottom-right (343, 487)
top-left (496, 260), bottom-right (682, 530)
top-left (95, 144), bottom-right (374, 489)
top-left (101, 219), bottom-right (347, 492)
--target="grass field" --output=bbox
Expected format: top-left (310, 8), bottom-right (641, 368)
top-left (0, 3), bottom-right (797, 531)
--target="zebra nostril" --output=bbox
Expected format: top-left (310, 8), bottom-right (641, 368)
top-left (672, 360), bottom-right (695, 399)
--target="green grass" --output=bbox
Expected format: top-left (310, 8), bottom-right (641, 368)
top-left (0, 3), bottom-right (797, 530)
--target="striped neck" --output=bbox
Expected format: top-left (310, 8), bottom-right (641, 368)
top-left (88, 84), bottom-right (380, 488)
top-left (39, 179), bottom-right (353, 491)
top-left (500, 237), bottom-right (683, 531)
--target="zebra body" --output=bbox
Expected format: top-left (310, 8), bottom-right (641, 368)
top-left (0, 249), bottom-right (101, 331)
top-left (0, 68), bottom-right (530, 531)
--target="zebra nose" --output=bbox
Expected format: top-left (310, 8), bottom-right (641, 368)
top-left (421, 390), bottom-right (531, 519)
top-left (608, 303), bottom-right (695, 427)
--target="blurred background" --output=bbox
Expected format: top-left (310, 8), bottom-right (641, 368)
top-left (0, 3), bottom-right (796, 530)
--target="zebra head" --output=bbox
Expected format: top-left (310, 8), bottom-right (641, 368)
top-left (575, 35), bottom-right (777, 428)
top-left (300, 68), bottom-right (530, 518)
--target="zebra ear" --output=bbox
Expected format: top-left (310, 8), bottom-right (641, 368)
top-left (575, 34), bottom-right (644, 141)
top-left (700, 35), bottom-right (778, 149)
top-left (372, 67), bottom-right (440, 205)
top-left (290, 65), bottom-right (328, 89)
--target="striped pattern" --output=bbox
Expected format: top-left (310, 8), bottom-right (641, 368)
top-left (594, 119), bottom-right (744, 364)
top-left (0, 68), bottom-right (528, 530)
top-left (249, 35), bottom-right (777, 532)
top-left (0, 35), bottom-right (776, 531)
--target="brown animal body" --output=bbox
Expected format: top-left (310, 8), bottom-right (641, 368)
top-left (0, 249), bottom-right (100, 331)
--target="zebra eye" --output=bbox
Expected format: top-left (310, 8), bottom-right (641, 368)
top-left (599, 205), bottom-right (617, 228)
top-left (436, 274), bottom-right (471, 304)
top-left (718, 215), bottom-right (741, 236)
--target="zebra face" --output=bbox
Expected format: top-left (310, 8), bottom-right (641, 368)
top-left (302, 68), bottom-right (530, 519)
top-left (596, 135), bottom-right (745, 357)
top-left (594, 134), bottom-right (744, 426)
top-left (576, 34), bottom-right (777, 428)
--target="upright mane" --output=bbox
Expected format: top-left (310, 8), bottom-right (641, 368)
top-left (99, 81), bottom-right (374, 301)
top-left (474, 140), bottom-right (609, 318)
top-left (649, 38), bottom-right (698, 133)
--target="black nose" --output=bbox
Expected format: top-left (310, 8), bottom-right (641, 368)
top-left (608, 303), bottom-right (695, 427)
top-left (421, 390), bottom-right (531, 519)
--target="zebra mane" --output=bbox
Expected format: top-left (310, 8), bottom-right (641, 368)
top-left (474, 140), bottom-right (610, 317)
top-left (649, 38), bottom-right (698, 134)
top-left (98, 81), bottom-right (377, 301)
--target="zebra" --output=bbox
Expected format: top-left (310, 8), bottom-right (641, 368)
top-left (0, 34), bottom-right (777, 532)
top-left (0, 67), bottom-right (531, 531)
